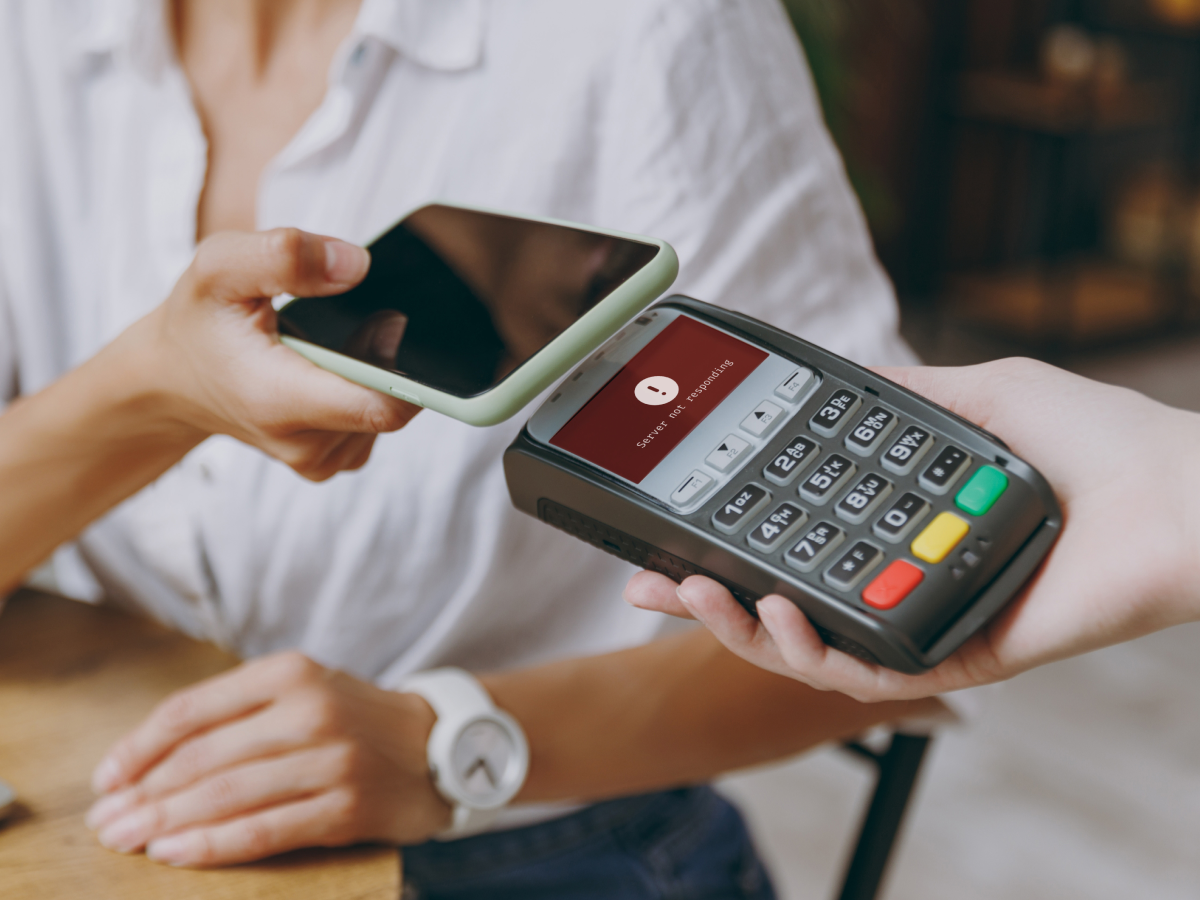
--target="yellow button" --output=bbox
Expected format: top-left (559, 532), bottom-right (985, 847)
top-left (910, 512), bottom-right (969, 564)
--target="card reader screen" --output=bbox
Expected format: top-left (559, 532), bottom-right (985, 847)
top-left (551, 316), bottom-right (767, 482)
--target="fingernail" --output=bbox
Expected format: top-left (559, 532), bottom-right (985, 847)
top-left (147, 834), bottom-right (190, 866)
top-left (92, 757), bottom-right (122, 794)
top-left (98, 809), bottom-right (150, 854)
top-left (676, 584), bottom-right (703, 620)
top-left (86, 790), bottom-right (136, 830)
top-left (324, 240), bottom-right (369, 284)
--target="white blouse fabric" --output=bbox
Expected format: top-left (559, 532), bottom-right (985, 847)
top-left (0, 0), bottom-right (916, 689)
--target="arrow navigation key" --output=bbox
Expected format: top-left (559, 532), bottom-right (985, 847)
top-left (740, 400), bottom-right (784, 438)
top-left (705, 434), bottom-right (752, 472)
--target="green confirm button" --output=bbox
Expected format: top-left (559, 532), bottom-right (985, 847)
top-left (955, 465), bottom-right (1008, 516)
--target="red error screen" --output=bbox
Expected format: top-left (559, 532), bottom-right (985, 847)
top-left (551, 315), bottom-right (767, 483)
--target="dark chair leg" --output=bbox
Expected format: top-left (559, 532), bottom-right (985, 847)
top-left (836, 733), bottom-right (932, 900)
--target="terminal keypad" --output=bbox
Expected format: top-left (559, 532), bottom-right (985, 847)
top-left (669, 351), bottom-right (1013, 620)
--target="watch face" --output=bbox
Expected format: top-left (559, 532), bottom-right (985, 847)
top-left (452, 719), bottom-right (515, 804)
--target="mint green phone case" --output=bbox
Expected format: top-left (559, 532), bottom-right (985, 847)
top-left (279, 202), bottom-right (678, 427)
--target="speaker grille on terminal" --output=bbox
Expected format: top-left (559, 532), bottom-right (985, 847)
top-left (537, 499), bottom-right (760, 612)
top-left (814, 626), bottom-right (881, 665)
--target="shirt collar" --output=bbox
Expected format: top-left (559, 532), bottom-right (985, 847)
top-left (355, 0), bottom-right (485, 72)
top-left (62, 0), bottom-right (170, 79)
top-left (64, 0), bottom-right (485, 78)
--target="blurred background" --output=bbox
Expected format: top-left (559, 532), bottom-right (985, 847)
top-left (717, 1), bottom-right (1200, 898)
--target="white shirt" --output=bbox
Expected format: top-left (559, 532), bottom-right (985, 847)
top-left (1, 0), bottom-right (914, 707)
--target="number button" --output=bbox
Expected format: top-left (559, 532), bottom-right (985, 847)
top-left (919, 446), bottom-right (972, 495)
top-left (809, 389), bottom-right (862, 437)
top-left (741, 400), bottom-right (784, 438)
top-left (834, 473), bottom-right (893, 525)
top-left (872, 492), bottom-right (931, 543)
top-left (799, 454), bottom-right (857, 506)
top-left (705, 434), bottom-right (752, 473)
top-left (785, 521), bottom-right (846, 573)
top-left (670, 470), bottom-right (714, 508)
top-left (775, 368), bottom-right (815, 403)
top-left (823, 541), bottom-right (884, 591)
top-left (747, 502), bottom-right (809, 553)
top-left (711, 484), bottom-right (771, 535)
top-left (880, 425), bottom-right (934, 475)
top-left (763, 436), bottom-right (820, 486)
top-left (844, 407), bottom-right (898, 457)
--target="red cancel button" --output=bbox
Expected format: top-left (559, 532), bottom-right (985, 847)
top-left (862, 560), bottom-right (924, 610)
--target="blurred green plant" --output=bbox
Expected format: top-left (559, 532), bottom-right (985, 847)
top-left (780, 0), bottom-right (849, 134)
top-left (780, 0), bottom-right (903, 239)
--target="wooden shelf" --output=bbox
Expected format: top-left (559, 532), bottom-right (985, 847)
top-left (957, 72), bottom-right (1173, 134)
top-left (1090, 2), bottom-right (1200, 39)
top-left (944, 260), bottom-right (1175, 344)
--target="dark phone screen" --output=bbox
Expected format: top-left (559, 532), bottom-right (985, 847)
top-left (277, 205), bottom-right (660, 397)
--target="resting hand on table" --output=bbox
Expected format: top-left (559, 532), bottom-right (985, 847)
top-left (85, 651), bottom-right (448, 867)
top-left (625, 359), bottom-right (1200, 702)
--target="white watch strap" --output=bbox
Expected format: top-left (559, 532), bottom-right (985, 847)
top-left (450, 804), bottom-right (500, 835)
top-left (398, 667), bottom-right (528, 839)
top-left (400, 668), bottom-right (494, 721)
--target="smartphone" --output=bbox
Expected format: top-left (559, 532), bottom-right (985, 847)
top-left (277, 203), bottom-right (678, 426)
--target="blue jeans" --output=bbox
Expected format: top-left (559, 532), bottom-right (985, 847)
top-left (400, 786), bottom-right (776, 900)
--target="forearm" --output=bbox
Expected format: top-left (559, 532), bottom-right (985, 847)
top-left (0, 228), bottom-right (419, 596)
top-left (0, 319), bottom-right (202, 592)
top-left (482, 628), bottom-right (942, 804)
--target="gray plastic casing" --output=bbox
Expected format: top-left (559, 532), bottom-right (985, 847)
top-left (503, 296), bottom-right (1062, 673)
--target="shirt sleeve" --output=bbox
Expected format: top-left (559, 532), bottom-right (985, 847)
top-left (596, 0), bottom-right (917, 366)
top-left (0, 263), bottom-right (16, 405)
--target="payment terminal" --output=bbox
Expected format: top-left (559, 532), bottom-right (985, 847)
top-left (503, 296), bottom-right (1061, 673)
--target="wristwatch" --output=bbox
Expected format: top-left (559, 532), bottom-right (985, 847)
top-left (398, 667), bottom-right (530, 839)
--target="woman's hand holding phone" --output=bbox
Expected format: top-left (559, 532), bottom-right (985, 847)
top-left (0, 228), bottom-right (419, 592)
top-left (625, 359), bottom-right (1200, 701)
top-left (130, 227), bottom-right (420, 478)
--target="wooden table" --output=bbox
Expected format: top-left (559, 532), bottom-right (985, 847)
top-left (0, 589), bottom-right (401, 899)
